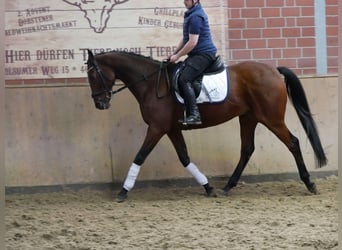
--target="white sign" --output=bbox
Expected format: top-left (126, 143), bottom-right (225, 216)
top-left (5, 0), bottom-right (227, 80)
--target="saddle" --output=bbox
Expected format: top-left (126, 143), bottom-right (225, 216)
top-left (173, 56), bottom-right (225, 98)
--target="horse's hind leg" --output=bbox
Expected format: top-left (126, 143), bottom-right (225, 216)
top-left (223, 113), bottom-right (257, 195)
top-left (167, 129), bottom-right (216, 197)
top-left (267, 122), bottom-right (317, 194)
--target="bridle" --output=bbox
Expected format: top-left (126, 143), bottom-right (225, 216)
top-left (87, 59), bottom-right (117, 100)
top-left (87, 57), bottom-right (171, 101)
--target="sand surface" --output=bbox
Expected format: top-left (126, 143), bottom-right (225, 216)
top-left (6, 177), bottom-right (338, 250)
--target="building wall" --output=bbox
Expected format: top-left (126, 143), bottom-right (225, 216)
top-left (5, 1), bottom-right (339, 187)
top-left (5, 76), bottom-right (338, 187)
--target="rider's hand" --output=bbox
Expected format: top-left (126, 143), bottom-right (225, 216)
top-left (169, 54), bottom-right (179, 63)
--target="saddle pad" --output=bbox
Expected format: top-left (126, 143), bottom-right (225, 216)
top-left (175, 67), bottom-right (229, 104)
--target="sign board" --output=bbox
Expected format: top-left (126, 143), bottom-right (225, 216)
top-left (5, 0), bottom-right (227, 80)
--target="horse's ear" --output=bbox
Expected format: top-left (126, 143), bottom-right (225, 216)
top-left (87, 49), bottom-right (94, 62)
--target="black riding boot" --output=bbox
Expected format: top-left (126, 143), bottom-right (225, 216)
top-left (180, 82), bottom-right (202, 125)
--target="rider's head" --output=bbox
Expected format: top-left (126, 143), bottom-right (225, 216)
top-left (184, 0), bottom-right (199, 10)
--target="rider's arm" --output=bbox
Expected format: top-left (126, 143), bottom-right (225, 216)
top-left (170, 34), bottom-right (199, 62)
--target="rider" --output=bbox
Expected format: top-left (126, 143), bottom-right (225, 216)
top-left (168, 0), bottom-right (217, 125)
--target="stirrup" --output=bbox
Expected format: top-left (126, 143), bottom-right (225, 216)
top-left (179, 115), bottom-right (202, 125)
top-left (179, 110), bottom-right (202, 125)
top-left (184, 116), bottom-right (202, 125)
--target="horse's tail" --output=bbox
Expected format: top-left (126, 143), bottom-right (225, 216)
top-left (277, 66), bottom-right (327, 168)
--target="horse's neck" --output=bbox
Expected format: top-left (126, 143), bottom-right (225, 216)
top-left (111, 54), bottom-right (153, 79)
top-left (111, 54), bottom-right (157, 100)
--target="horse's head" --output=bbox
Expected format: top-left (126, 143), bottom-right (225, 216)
top-left (86, 49), bottom-right (116, 110)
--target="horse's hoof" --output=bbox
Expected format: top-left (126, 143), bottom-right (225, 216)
top-left (116, 189), bottom-right (128, 202)
top-left (222, 185), bottom-right (232, 196)
top-left (222, 189), bottom-right (229, 196)
top-left (307, 182), bottom-right (318, 194)
top-left (116, 193), bottom-right (127, 203)
top-left (206, 187), bottom-right (217, 197)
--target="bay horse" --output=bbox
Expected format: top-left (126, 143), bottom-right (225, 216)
top-left (86, 49), bottom-right (327, 202)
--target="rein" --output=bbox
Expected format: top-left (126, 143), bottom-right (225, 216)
top-left (88, 58), bottom-right (171, 99)
top-left (156, 60), bottom-right (171, 98)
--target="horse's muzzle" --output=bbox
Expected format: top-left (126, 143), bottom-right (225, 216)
top-left (94, 100), bottom-right (110, 110)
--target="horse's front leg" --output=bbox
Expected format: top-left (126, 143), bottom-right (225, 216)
top-left (167, 129), bottom-right (216, 197)
top-left (116, 126), bottom-right (164, 202)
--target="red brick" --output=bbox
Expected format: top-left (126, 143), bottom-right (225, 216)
top-left (241, 8), bottom-right (260, 18)
top-left (243, 29), bottom-right (261, 38)
top-left (297, 37), bottom-right (315, 47)
top-left (302, 48), bottom-right (316, 57)
top-left (281, 7), bottom-right (300, 16)
top-left (327, 37), bottom-right (338, 46)
top-left (229, 9), bottom-right (241, 19)
top-left (327, 47), bottom-right (338, 57)
top-left (302, 27), bottom-right (315, 36)
top-left (297, 17), bottom-right (314, 26)
top-left (296, 0), bottom-right (314, 7)
top-left (252, 49), bottom-right (272, 59)
top-left (248, 39), bottom-right (267, 48)
top-left (266, 18), bottom-right (285, 27)
top-left (227, 0), bottom-right (245, 8)
top-left (301, 7), bottom-right (314, 16)
top-left (229, 30), bottom-right (242, 39)
top-left (326, 16), bottom-right (338, 25)
top-left (325, 0), bottom-right (337, 5)
top-left (283, 48), bottom-right (301, 58)
top-left (326, 6), bottom-right (338, 15)
top-left (298, 58), bottom-right (316, 68)
top-left (301, 68), bottom-right (317, 75)
top-left (329, 68), bottom-right (338, 74)
top-left (229, 19), bottom-right (246, 29)
top-left (263, 28), bottom-right (281, 37)
top-left (327, 27), bottom-right (338, 37)
top-left (246, 19), bottom-right (265, 28)
top-left (246, 0), bottom-right (265, 7)
top-left (261, 8), bottom-right (281, 17)
top-left (232, 50), bottom-right (251, 60)
top-left (277, 59), bottom-right (297, 68)
top-left (283, 28), bottom-right (301, 37)
top-left (266, 0), bottom-right (283, 6)
top-left (229, 40), bottom-right (247, 49)
top-left (268, 38), bottom-right (287, 48)
top-left (327, 58), bottom-right (338, 67)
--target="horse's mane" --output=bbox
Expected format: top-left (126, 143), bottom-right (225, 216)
top-left (96, 50), bottom-right (161, 64)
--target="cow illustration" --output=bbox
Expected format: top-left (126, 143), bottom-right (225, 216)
top-left (63, 0), bottom-right (129, 33)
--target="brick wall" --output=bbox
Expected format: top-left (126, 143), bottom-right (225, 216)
top-left (325, 0), bottom-right (338, 73)
top-left (227, 0), bottom-right (338, 75)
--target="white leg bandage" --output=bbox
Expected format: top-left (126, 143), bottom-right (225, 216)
top-left (186, 162), bottom-right (208, 186)
top-left (123, 163), bottom-right (141, 191)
